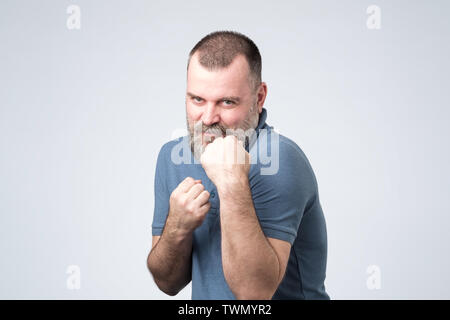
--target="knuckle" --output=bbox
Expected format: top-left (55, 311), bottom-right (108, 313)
top-left (170, 191), bottom-right (180, 202)
top-left (201, 205), bottom-right (211, 216)
top-left (179, 196), bottom-right (188, 207)
top-left (195, 210), bottom-right (206, 219)
top-left (186, 203), bottom-right (194, 214)
top-left (201, 201), bottom-right (210, 210)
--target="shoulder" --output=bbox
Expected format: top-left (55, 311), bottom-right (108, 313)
top-left (156, 136), bottom-right (187, 162)
top-left (158, 136), bottom-right (185, 155)
top-left (250, 133), bottom-right (318, 197)
top-left (279, 135), bottom-right (316, 180)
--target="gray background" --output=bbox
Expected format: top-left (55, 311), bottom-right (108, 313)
top-left (1, 0), bottom-right (449, 299)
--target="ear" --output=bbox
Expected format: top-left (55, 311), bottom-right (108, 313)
top-left (256, 82), bottom-right (268, 113)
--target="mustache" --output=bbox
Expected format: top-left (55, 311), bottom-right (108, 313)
top-left (191, 121), bottom-right (228, 136)
top-left (202, 124), bottom-right (227, 135)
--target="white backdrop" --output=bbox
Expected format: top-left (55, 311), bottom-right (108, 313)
top-left (1, 0), bottom-right (449, 299)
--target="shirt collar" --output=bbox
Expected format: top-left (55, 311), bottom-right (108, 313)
top-left (256, 107), bottom-right (268, 131)
top-left (245, 107), bottom-right (268, 152)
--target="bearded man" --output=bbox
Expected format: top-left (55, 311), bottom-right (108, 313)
top-left (147, 31), bottom-right (330, 300)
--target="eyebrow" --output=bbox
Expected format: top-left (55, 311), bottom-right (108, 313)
top-left (187, 92), bottom-right (241, 103)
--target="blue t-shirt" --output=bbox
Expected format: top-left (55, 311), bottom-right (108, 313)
top-left (152, 108), bottom-right (330, 299)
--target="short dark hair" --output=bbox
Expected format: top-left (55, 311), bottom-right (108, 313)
top-left (187, 30), bottom-right (262, 92)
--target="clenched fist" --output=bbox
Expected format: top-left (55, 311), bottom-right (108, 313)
top-left (200, 135), bottom-right (251, 189)
top-left (166, 177), bottom-right (211, 237)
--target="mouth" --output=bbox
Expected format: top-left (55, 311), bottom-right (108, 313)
top-left (203, 132), bottom-right (224, 137)
top-left (202, 132), bottom-right (225, 143)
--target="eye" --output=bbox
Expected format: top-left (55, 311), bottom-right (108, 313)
top-left (192, 97), bottom-right (203, 103)
top-left (222, 100), bottom-right (235, 106)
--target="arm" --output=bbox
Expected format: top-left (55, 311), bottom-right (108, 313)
top-left (200, 136), bottom-right (291, 299)
top-left (147, 232), bottom-right (193, 296)
top-left (147, 177), bottom-right (211, 296)
top-left (218, 177), bottom-right (291, 299)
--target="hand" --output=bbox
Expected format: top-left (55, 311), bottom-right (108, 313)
top-left (166, 177), bottom-right (211, 237)
top-left (200, 135), bottom-right (251, 189)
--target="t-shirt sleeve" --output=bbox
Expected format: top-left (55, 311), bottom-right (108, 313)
top-left (251, 141), bottom-right (318, 245)
top-left (151, 143), bottom-right (170, 236)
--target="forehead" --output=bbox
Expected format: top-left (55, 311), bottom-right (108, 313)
top-left (187, 52), bottom-right (251, 98)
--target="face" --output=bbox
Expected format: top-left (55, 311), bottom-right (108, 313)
top-left (186, 52), bottom-right (267, 158)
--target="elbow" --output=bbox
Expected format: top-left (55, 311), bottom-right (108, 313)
top-left (149, 268), bottom-right (181, 296)
top-left (147, 255), bottom-right (181, 296)
top-left (232, 284), bottom-right (278, 300)
top-left (226, 270), bottom-right (280, 300)
top-left (155, 281), bottom-right (180, 296)
top-left (225, 274), bottom-right (279, 300)
top-left (234, 290), bottom-right (274, 300)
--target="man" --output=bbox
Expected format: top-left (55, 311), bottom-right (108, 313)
top-left (147, 31), bottom-right (330, 300)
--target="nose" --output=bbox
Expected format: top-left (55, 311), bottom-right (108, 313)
top-left (201, 103), bottom-right (220, 126)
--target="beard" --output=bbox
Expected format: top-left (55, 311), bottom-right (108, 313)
top-left (186, 101), bottom-right (260, 161)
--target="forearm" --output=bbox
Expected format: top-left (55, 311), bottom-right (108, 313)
top-left (147, 218), bottom-right (193, 295)
top-left (218, 177), bottom-right (280, 299)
